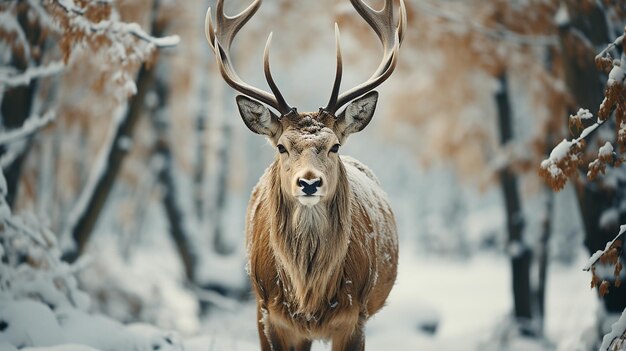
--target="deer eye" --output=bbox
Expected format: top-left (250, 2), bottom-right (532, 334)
top-left (329, 144), bottom-right (340, 153)
top-left (277, 144), bottom-right (288, 154)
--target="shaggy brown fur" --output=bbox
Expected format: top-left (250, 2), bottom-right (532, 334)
top-left (245, 126), bottom-right (398, 350)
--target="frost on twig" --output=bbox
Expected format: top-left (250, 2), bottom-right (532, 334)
top-left (0, 111), bottom-right (56, 145)
top-left (539, 31), bottom-right (626, 191)
top-left (584, 224), bottom-right (625, 297)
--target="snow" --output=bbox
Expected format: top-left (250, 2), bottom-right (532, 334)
top-left (584, 250), bottom-right (605, 272)
top-left (600, 308), bottom-right (626, 351)
top-left (599, 208), bottom-right (619, 229)
top-left (0, 166), bottom-right (186, 351)
top-left (607, 53), bottom-right (626, 87)
top-left (0, 300), bottom-right (66, 347)
top-left (192, 252), bottom-right (597, 351)
top-left (575, 108), bottom-right (593, 120)
top-left (598, 142), bottom-right (614, 158)
top-left (547, 139), bottom-right (575, 162)
top-left (21, 346), bottom-right (100, 351)
top-left (583, 225), bottom-right (626, 271)
top-left (554, 2), bottom-right (570, 26)
top-left (507, 239), bottom-right (527, 258)
top-left (579, 122), bottom-right (600, 139)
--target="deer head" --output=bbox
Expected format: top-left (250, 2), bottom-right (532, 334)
top-left (205, 0), bottom-right (406, 206)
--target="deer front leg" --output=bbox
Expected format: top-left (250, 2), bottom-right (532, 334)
top-left (256, 305), bottom-right (312, 351)
top-left (331, 314), bottom-right (366, 351)
top-left (332, 327), bottom-right (365, 351)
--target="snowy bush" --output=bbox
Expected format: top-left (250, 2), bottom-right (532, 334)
top-left (0, 170), bottom-right (183, 350)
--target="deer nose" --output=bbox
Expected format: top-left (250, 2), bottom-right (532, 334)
top-left (298, 178), bottom-right (322, 196)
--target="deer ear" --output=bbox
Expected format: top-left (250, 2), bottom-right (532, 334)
top-left (335, 91), bottom-right (378, 141)
top-left (236, 95), bottom-right (281, 137)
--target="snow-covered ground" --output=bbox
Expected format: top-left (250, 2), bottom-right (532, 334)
top-left (191, 250), bottom-right (598, 351)
top-left (1, 223), bottom-right (598, 351)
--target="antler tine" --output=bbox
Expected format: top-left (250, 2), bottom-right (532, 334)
top-left (325, 23), bottom-right (343, 112)
top-left (329, 0), bottom-right (406, 113)
top-left (214, 0), bottom-right (261, 51)
top-left (264, 33), bottom-right (292, 115)
top-left (205, 0), bottom-right (292, 115)
top-left (398, 0), bottom-right (407, 45)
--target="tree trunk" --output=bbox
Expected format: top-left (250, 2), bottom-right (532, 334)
top-left (212, 122), bottom-right (233, 255)
top-left (62, 63), bottom-right (155, 262)
top-left (496, 73), bottom-right (534, 335)
top-left (0, 5), bottom-right (45, 208)
top-left (63, 1), bottom-right (164, 262)
top-left (150, 73), bottom-right (198, 282)
top-left (534, 185), bottom-right (553, 333)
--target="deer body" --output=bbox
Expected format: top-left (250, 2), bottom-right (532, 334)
top-left (205, 0), bottom-right (406, 349)
top-left (247, 152), bottom-right (397, 349)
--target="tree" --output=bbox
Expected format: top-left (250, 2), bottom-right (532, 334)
top-left (539, 2), bottom-right (626, 347)
top-left (0, 0), bottom-right (178, 209)
top-left (385, 0), bottom-right (569, 338)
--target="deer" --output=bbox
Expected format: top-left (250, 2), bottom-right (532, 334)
top-left (205, 0), bottom-right (406, 349)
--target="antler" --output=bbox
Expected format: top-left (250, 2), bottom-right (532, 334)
top-left (205, 0), bottom-right (293, 115)
top-left (325, 0), bottom-right (407, 114)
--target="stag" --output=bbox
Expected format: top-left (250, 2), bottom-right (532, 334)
top-left (205, 0), bottom-right (406, 349)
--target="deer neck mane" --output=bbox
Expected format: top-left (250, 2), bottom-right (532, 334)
top-left (268, 159), bottom-right (352, 317)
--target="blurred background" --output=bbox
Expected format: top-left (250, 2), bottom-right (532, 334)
top-left (1, 0), bottom-right (625, 350)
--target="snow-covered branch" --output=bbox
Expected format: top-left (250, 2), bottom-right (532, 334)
top-left (0, 61), bottom-right (64, 88)
top-left (596, 34), bottom-right (625, 64)
top-left (540, 30), bottom-right (626, 191)
top-left (0, 111), bottom-right (56, 145)
top-left (584, 224), bottom-right (625, 272)
top-left (51, 0), bottom-right (180, 49)
top-left (600, 308), bottom-right (626, 351)
top-left (538, 113), bottom-right (605, 190)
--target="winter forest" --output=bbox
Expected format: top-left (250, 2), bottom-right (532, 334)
top-left (1, 0), bottom-right (626, 350)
